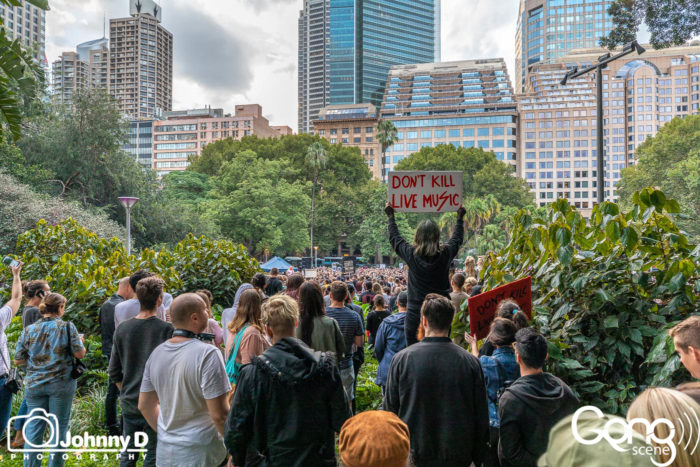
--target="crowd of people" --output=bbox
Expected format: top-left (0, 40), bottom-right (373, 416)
top-left (0, 205), bottom-right (699, 467)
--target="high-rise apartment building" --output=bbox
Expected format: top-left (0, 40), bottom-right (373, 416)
top-left (379, 59), bottom-right (518, 180)
top-left (52, 52), bottom-right (88, 106)
top-left (152, 104), bottom-right (284, 177)
top-left (298, 0), bottom-right (440, 133)
top-left (77, 37), bottom-right (110, 90)
top-left (0, 0), bottom-right (46, 63)
top-left (515, 0), bottom-right (614, 93)
top-left (52, 38), bottom-right (110, 107)
top-left (517, 44), bottom-right (700, 213)
top-left (110, 0), bottom-right (173, 120)
top-left (313, 104), bottom-right (381, 179)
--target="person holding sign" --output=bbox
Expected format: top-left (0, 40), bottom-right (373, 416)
top-left (385, 203), bottom-right (465, 346)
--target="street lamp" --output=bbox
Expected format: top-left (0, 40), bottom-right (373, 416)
top-left (118, 197), bottom-right (139, 256)
top-left (314, 246), bottom-right (318, 269)
top-left (560, 40), bottom-right (646, 204)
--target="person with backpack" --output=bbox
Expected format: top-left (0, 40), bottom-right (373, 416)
top-left (465, 318), bottom-right (520, 466)
top-left (224, 289), bottom-right (269, 394)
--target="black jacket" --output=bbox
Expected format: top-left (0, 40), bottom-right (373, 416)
top-left (99, 294), bottom-right (125, 359)
top-left (265, 277), bottom-right (283, 296)
top-left (388, 216), bottom-right (463, 315)
top-left (384, 337), bottom-right (489, 466)
top-left (225, 337), bottom-right (351, 467)
top-left (498, 372), bottom-right (579, 467)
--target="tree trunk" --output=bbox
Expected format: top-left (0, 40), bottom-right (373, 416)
top-left (311, 173), bottom-right (316, 260)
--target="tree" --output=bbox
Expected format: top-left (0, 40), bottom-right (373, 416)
top-left (395, 145), bottom-right (534, 209)
top-left (208, 150), bottom-right (310, 256)
top-left (376, 120), bottom-right (398, 175)
top-left (600, 0), bottom-right (700, 49)
top-left (0, 0), bottom-right (47, 141)
top-left (306, 142), bottom-right (327, 257)
top-left (616, 115), bottom-right (700, 241)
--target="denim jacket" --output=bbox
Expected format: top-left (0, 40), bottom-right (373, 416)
top-left (479, 347), bottom-right (520, 427)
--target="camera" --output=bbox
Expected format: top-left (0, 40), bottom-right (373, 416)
top-left (8, 408), bottom-right (60, 451)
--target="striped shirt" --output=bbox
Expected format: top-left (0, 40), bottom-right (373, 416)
top-left (325, 307), bottom-right (364, 369)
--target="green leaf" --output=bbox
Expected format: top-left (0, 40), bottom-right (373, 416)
top-left (604, 315), bottom-right (619, 328)
top-left (556, 226), bottom-right (572, 246)
top-left (560, 358), bottom-right (584, 370)
top-left (650, 190), bottom-right (666, 211)
top-left (605, 221), bottom-right (620, 242)
top-left (665, 198), bottom-right (681, 213)
top-left (557, 245), bottom-right (573, 265)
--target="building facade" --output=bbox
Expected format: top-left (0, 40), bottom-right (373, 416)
top-left (110, 3), bottom-right (173, 120)
top-left (0, 0), bottom-right (46, 64)
top-left (515, 0), bottom-right (614, 93)
top-left (379, 59), bottom-right (518, 180)
top-left (298, 0), bottom-right (440, 133)
top-left (271, 125), bottom-right (294, 136)
top-left (313, 104), bottom-right (381, 179)
top-left (52, 38), bottom-right (110, 107)
top-left (51, 52), bottom-right (88, 106)
top-left (124, 120), bottom-right (154, 168)
top-left (152, 105), bottom-right (283, 177)
top-left (517, 44), bottom-right (700, 213)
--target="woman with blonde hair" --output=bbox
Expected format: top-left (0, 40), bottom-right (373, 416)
top-left (224, 289), bottom-right (270, 386)
top-left (627, 387), bottom-right (700, 466)
top-left (464, 256), bottom-right (477, 279)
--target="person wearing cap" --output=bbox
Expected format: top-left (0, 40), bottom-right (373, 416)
top-left (498, 328), bottom-right (579, 467)
top-left (374, 291), bottom-right (408, 391)
top-left (339, 411), bottom-right (410, 467)
top-left (537, 410), bottom-right (657, 466)
top-left (384, 294), bottom-right (488, 466)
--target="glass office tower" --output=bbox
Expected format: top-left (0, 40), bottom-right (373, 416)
top-left (299, 0), bottom-right (440, 133)
top-left (515, 0), bottom-right (614, 93)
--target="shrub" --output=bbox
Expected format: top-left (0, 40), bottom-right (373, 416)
top-left (472, 189), bottom-right (699, 415)
top-left (355, 346), bottom-right (383, 412)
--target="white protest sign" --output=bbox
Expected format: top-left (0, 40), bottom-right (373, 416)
top-left (388, 171), bottom-right (463, 213)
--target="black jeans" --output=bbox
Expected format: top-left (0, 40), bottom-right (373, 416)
top-left (120, 414), bottom-right (157, 467)
top-left (105, 378), bottom-right (120, 431)
top-left (404, 308), bottom-right (421, 346)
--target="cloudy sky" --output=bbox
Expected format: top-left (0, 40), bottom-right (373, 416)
top-left (47, 0), bottom-right (521, 130)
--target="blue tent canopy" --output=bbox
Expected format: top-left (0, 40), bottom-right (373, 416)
top-left (260, 256), bottom-right (295, 272)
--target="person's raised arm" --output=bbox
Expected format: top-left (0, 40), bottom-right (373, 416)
top-left (138, 391), bottom-right (160, 431)
top-left (4, 262), bottom-right (23, 315)
top-left (205, 394), bottom-right (229, 437)
top-left (385, 204), bottom-right (411, 262)
top-left (447, 206), bottom-right (466, 258)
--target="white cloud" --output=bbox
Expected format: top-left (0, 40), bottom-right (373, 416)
top-left (46, 0), bottom-right (522, 132)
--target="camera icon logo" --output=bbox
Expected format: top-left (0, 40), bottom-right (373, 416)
top-left (7, 408), bottom-right (60, 452)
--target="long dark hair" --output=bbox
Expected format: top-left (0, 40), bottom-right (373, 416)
top-left (297, 281), bottom-right (325, 347)
top-left (413, 219), bottom-right (442, 257)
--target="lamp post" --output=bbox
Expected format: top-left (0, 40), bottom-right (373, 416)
top-left (118, 197), bottom-right (139, 256)
top-left (314, 246), bottom-right (318, 269)
top-left (560, 40), bottom-right (645, 205)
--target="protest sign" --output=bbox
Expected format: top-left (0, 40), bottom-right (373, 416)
top-left (304, 269), bottom-right (317, 279)
top-left (343, 259), bottom-right (355, 275)
top-left (468, 276), bottom-right (532, 340)
top-left (388, 171), bottom-right (463, 213)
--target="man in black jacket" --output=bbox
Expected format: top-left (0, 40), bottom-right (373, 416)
top-left (265, 268), bottom-right (284, 296)
top-left (384, 294), bottom-right (488, 467)
top-left (498, 328), bottom-right (579, 467)
top-left (386, 204), bottom-right (465, 346)
top-left (225, 295), bottom-right (351, 466)
top-left (100, 277), bottom-right (132, 436)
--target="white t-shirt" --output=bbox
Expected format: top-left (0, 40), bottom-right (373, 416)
top-left (114, 293), bottom-right (172, 327)
top-left (140, 338), bottom-right (231, 467)
top-left (0, 305), bottom-right (12, 375)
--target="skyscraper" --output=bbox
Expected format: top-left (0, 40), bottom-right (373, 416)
top-left (77, 37), bottom-right (110, 90)
top-left (517, 43), bottom-right (700, 214)
top-left (515, 0), bottom-right (614, 93)
top-left (0, 0), bottom-right (46, 64)
top-left (52, 38), bottom-right (111, 107)
top-left (110, 0), bottom-right (173, 120)
top-left (298, 0), bottom-right (440, 133)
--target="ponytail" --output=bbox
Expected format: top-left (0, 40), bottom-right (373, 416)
top-left (39, 293), bottom-right (66, 315)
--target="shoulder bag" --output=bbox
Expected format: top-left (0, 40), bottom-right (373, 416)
top-left (225, 324), bottom-right (250, 385)
top-left (65, 321), bottom-right (87, 379)
top-left (0, 345), bottom-right (22, 394)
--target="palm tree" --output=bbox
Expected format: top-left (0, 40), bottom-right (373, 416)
top-left (306, 142), bottom-right (327, 261)
top-left (438, 211), bottom-right (457, 241)
top-left (0, 0), bottom-right (47, 141)
top-left (376, 120), bottom-right (398, 175)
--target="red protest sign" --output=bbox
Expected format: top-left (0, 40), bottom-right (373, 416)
top-left (388, 171), bottom-right (463, 213)
top-left (468, 276), bottom-right (532, 340)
